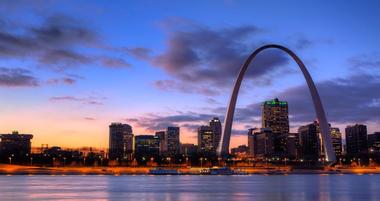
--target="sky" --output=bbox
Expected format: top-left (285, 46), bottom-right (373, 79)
top-left (0, 0), bottom-right (379, 150)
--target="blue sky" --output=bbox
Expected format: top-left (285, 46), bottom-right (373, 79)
top-left (0, 0), bottom-right (379, 148)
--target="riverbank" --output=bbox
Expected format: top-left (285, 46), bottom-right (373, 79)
top-left (1, 164), bottom-right (380, 175)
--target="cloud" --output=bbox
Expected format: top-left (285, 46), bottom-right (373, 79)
top-left (0, 14), bottom-right (131, 70)
top-left (84, 117), bottom-right (96, 121)
top-left (100, 57), bottom-right (131, 68)
top-left (348, 54), bottom-right (380, 73)
top-left (128, 70), bottom-right (380, 136)
top-left (29, 14), bottom-right (97, 46)
top-left (287, 34), bottom-right (334, 50)
top-left (49, 96), bottom-right (104, 105)
top-left (221, 73), bottom-right (380, 126)
top-left (294, 37), bottom-right (314, 50)
top-left (280, 73), bottom-right (380, 124)
top-left (131, 21), bottom-right (291, 95)
top-left (154, 80), bottom-right (220, 96)
top-left (0, 67), bottom-right (39, 87)
top-left (125, 112), bottom-right (217, 132)
top-left (63, 77), bottom-right (76, 84)
top-left (47, 77), bottom-right (76, 85)
top-left (152, 25), bottom-right (288, 84)
top-left (125, 111), bottom-right (257, 136)
top-left (124, 47), bottom-right (152, 60)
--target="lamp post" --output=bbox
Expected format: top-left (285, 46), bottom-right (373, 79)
top-left (150, 157), bottom-right (154, 166)
top-left (30, 157), bottom-right (33, 166)
top-left (63, 157), bottom-right (66, 167)
top-left (9, 156), bottom-right (12, 165)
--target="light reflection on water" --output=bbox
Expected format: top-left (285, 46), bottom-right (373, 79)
top-left (0, 175), bottom-right (379, 201)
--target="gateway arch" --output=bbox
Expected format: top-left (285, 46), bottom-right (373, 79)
top-left (216, 44), bottom-right (336, 163)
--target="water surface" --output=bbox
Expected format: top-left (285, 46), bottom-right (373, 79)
top-left (0, 175), bottom-right (379, 201)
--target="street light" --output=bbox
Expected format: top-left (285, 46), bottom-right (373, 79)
top-left (150, 157), bottom-right (154, 166)
top-left (8, 156), bottom-right (12, 165)
top-left (30, 157), bottom-right (33, 166)
top-left (63, 157), bottom-right (66, 167)
top-left (99, 156), bottom-right (103, 166)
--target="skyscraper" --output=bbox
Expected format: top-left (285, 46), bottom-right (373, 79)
top-left (108, 123), bottom-right (134, 160)
top-left (166, 127), bottom-right (180, 155)
top-left (298, 122), bottom-right (341, 159)
top-left (252, 128), bottom-right (275, 158)
top-left (209, 117), bottom-right (222, 151)
top-left (298, 121), bottom-right (320, 161)
top-left (123, 133), bottom-right (134, 160)
top-left (198, 125), bottom-right (214, 153)
top-left (247, 128), bottom-right (257, 157)
top-left (330, 127), bottom-right (342, 156)
top-left (368, 132), bottom-right (380, 152)
top-left (180, 143), bottom-right (198, 156)
top-left (155, 131), bottom-right (167, 154)
top-left (345, 124), bottom-right (368, 155)
top-left (261, 98), bottom-right (289, 135)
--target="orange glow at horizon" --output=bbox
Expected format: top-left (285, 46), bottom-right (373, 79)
top-left (1, 121), bottom-right (248, 150)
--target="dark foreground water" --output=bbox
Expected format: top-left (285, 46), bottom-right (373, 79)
top-left (0, 175), bottom-right (379, 201)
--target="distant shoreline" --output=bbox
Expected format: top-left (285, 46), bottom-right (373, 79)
top-left (1, 164), bottom-right (380, 175)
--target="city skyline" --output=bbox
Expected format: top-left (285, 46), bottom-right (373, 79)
top-left (1, 1), bottom-right (380, 149)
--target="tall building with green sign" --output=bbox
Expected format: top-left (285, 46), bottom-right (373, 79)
top-left (261, 98), bottom-right (289, 135)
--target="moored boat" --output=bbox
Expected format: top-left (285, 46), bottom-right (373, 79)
top-left (149, 168), bottom-right (179, 175)
top-left (210, 167), bottom-right (234, 175)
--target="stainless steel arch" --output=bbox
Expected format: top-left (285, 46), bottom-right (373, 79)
top-left (216, 44), bottom-right (336, 163)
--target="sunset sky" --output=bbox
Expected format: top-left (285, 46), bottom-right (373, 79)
top-left (0, 0), bottom-right (379, 149)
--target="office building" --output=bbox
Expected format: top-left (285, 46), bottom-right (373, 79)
top-left (155, 131), bottom-right (167, 154)
top-left (368, 132), bottom-right (380, 152)
top-left (109, 123), bottom-right (134, 160)
top-left (209, 117), bottom-right (222, 151)
top-left (167, 127), bottom-right (180, 155)
top-left (247, 128), bottom-right (257, 157)
top-left (298, 121), bottom-right (320, 161)
top-left (231, 145), bottom-right (249, 155)
top-left (180, 143), bottom-right (198, 156)
top-left (345, 124), bottom-right (368, 155)
top-left (330, 127), bottom-right (342, 156)
top-left (198, 125), bottom-right (214, 153)
top-left (248, 128), bottom-right (275, 158)
top-left (0, 131), bottom-right (33, 160)
top-left (286, 133), bottom-right (299, 159)
top-left (261, 98), bottom-right (289, 135)
top-left (135, 135), bottom-right (160, 156)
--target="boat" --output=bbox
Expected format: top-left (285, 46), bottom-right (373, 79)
top-left (149, 168), bottom-right (180, 175)
top-left (210, 167), bottom-right (234, 175)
